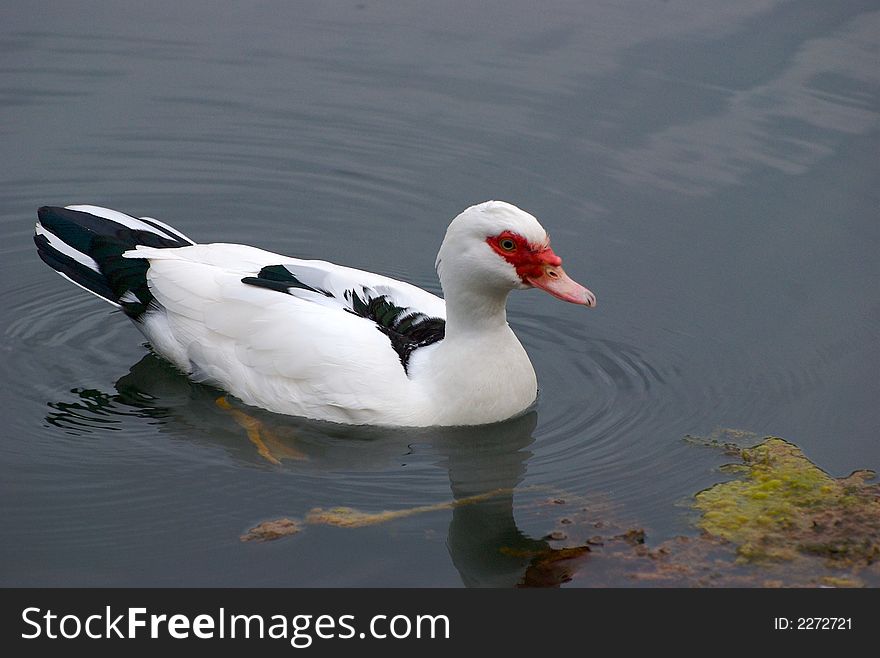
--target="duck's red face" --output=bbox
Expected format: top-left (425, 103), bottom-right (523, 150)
top-left (486, 231), bottom-right (596, 307)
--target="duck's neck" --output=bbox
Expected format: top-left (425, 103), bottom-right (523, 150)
top-left (441, 281), bottom-right (512, 339)
top-left (414, 278), bottom-right (536, 426)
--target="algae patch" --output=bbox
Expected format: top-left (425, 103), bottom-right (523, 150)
top-left (239, 488), bottom-right (516, 541)
top-left (234, 429), bottom-right (878, 587)
top-left (305, 489), bottom-right (513, 528)
top-left (241, 518), bottom-right (302, 542)
top-left (692, 437), bottom-right (879, 567)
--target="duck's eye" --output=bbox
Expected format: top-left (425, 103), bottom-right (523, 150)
top-left (499, 238), bottom-right (517, 252)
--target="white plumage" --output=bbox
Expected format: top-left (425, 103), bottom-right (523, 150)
top-left (34, 201), bottom-right (596, 427)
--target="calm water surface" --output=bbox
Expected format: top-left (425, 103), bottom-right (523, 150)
top-left (1, 1), bottom-right (877, 586)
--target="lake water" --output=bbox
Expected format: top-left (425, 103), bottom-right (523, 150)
top-left (1, 0), bottom-right (877, 587)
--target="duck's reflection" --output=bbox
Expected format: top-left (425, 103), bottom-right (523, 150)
top-left (47, 354), bottom-right (589, 587)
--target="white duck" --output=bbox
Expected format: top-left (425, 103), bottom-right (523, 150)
top-left (34, 201), bottom-right (596, 427)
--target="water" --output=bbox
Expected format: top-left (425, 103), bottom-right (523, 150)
top-left (1, 0), bottom-right (877, 586)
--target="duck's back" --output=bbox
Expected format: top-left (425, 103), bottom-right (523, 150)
top-left (36, 205), bottom-right (448, 426)
top-left (133, 242), bottom-right (449, 425)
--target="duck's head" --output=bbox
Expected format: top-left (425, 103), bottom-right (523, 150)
top-left (436, 201), bottom-right (596, 307)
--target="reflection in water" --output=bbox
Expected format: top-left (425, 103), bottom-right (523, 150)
top-left (46, 354), bottom-right (589, 587)
top-left (434, 417), bottom-right (585, 588)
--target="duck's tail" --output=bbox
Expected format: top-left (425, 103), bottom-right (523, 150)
top-left (34, 205), bottom-right (195, 319)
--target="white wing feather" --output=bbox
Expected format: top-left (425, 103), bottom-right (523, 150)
top-left (122, 243), bottom-right (445, 425)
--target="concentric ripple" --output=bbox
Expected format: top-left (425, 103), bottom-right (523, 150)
top-left (511, 312), bottom-right (694, 505)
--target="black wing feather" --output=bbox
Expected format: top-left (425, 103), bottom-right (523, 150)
top-left (242, 264), bottom-right (333, 297)
top-left (242, 265), bottom-right (445, 374)
top-left (343, 290), bottom-right (445, 374)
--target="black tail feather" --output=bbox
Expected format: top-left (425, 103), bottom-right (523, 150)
top-left (34, 232), bottom-right (118, 302)
top-left (34, 205), bottom-right (194, 318)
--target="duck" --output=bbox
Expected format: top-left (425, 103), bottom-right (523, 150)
top-left (34, 201), bottom-right (596, 427)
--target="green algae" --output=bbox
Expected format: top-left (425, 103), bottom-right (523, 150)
top-left (234, 423), bottom-right (879, 587)
top-left (692, 437), bottom-right (880, 566)
top-left (505, 436), bottom-right (880, 587)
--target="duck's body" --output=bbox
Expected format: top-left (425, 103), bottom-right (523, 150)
top-left (34, 201), bottom-right (595, 426)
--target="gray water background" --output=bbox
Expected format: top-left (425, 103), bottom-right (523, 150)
top-left (1, 0), bottom-right (877, 586)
